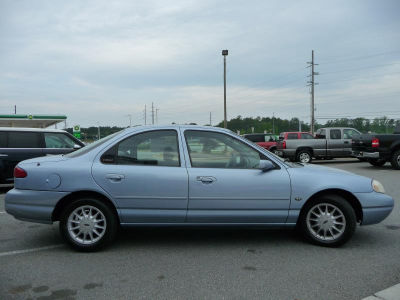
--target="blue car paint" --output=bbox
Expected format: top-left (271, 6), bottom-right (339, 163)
top-left (5, 125), bottom-right (394, 228)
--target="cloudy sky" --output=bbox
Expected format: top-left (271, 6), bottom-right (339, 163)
top-left (1, 0), bottom-right (399, 127)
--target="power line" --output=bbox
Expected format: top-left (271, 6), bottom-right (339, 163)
top-left (319, 50), bottom-right (400, 64)
top-left (319, 62), bottom-right (400, 76)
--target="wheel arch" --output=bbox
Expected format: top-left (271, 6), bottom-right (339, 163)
top-left (52, 190), bottom-right (120, 222)
top-left (296, 147), bottom-right (314, 157)
top-left (300, 189), bottom-right (363, 223)
top-left (390, 142), bottom-right (400, 154)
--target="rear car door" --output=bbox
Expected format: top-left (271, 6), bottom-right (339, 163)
top-left (92, 129), bottom-right (189, 223)
top-left (0, 131), bottom-right (43, 183)
top-left (183, 129), bottom-right (291, 224)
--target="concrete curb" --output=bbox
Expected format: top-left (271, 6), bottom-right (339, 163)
top-left (363, 283), bottom-right (400, 300)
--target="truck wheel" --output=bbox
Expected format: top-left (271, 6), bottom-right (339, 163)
top-left (368, 159), bottom-right (386, 167)
top-left (269, 147), bottom-right (277, 154)
top-left (390, 150), bottom-right (400, 170)
top-left (297, 150), bottom-right (312, 163)
top-left (59, 198), bottom-right (118, 252)
top-left (298, 194), bottom-right (356, 247)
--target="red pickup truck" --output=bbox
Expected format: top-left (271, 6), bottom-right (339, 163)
top-left (243, 133), bottom-right (278, 153)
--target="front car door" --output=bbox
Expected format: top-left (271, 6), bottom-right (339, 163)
top-left (182, 129), bottom-right (291, 224)
top-left (92, 129), bottom-right (188, 224)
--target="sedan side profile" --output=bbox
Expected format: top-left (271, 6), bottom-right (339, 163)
top-left (5, 126), bottom-right (394, 251)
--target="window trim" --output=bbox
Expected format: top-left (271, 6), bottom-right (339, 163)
top-left (183, 129), bottom-right (279, 170)
top-left (100, 129), bottom-right (182, 167)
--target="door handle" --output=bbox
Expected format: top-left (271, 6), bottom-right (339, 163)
top-left (0, 154), bottom-right (8, 157)
top-left (196, 176), bottom-right (216, 184)
top-left (106, 174), bottom-right (125, 181)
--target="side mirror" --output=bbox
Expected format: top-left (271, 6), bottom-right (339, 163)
top-left (259, 160), bottom-right (275, 172)
top-left (73, 144), bottom-right (82, 150)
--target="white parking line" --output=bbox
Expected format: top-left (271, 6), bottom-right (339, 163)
top-left (0, 244), bottom-right (64, 257)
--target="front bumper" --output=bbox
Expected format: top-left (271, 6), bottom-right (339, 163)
top-left (355, 192), bottom-right (394, 225)
top-left (5, 188), bottom-right (69, 224)
top-left (352, 151), bottom-right (380, 159)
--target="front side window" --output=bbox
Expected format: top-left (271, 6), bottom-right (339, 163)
top-left (45, 133), bottom-right (76, 148)
top-left (8, 132), bottom-right (41, 148)
top-left (330, 129), bottom-right (341, 140)
top-left (104, 130), bottom-right (180, 167)
top-left (185, 130), bottom-right (264, 169)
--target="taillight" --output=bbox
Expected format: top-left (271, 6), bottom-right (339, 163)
top-left (282, 141), bottom-right (286, 149)
top-left (14, 166), bottom-right (27, 178)
top-left (371, 138), bottom-right (379, 148)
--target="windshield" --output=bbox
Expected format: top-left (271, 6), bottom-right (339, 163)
top-left (65, 131), bottom-right (121, 158)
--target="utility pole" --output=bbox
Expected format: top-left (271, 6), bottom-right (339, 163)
top-left (144, 104), bottom-right (147, 125)
top-left (222, 50), bottom-right (228, 128)
top-left (299, 119), bottom-right (302, 132)
top-left (209, 112), bottom-right (212, 126)
top-left (307, 50), bottom-right (319, 135)
top-left (14, 105), bottom-right (16, 114)
top-left (156, 108), bottom-right (159, 124)
top-left (272, 112), bottom-right (275, 134)
top-left (151, 102), bottom-right (155, 125)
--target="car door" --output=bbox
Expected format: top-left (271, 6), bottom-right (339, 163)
top-left (0, 131), bottom-right (43, 183)
top-left (343, 128), bottom-right (360, 156)
top-left (91, 129), bottom-right (188, 224)
top-left (182, 129), bottom-right (291, 224)
top-left (327, 129), bottom-right (343, 157)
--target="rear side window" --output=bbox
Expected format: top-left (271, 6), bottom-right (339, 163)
top-left (8, 132), bottom-right (41, 148)
top-left (44, 133), bottom-right (76, 148)
top-left (301, 133), bottom-right (313, 139)
top-left (287, 133), bottom-right (298, 139)
top-left (330, 129), bottom-right (341, 140)
top-left (0, 132), bottom-right (6, 147)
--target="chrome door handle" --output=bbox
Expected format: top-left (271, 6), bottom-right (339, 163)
top-left (196, 176), bottom-right (216, 184)
top-left (0, 154), bottom-right (8, 157)
top-left (106, 174), bottom-right (125, 181)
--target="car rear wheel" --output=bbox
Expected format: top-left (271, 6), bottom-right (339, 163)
top-left (299, 195), bottom-right (356, 247)
top-left (368, 159), bottom-right (386, 167)
top-left (59, 198), bottom-right (118, 251)
top-left (297, 150), bottom-right (312, 163)
top-left (390, 150), bottom-right (400, 170)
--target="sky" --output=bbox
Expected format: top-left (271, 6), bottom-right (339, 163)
top-left (0, 0), bottom-right (400, 128)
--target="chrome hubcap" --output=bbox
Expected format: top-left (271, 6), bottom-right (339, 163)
top-left (67, 205), bottom-right (106, 245)
top-left (397, 155), bottom-right (400, 165)
top-left (306, 203), bottom-right (346, 241)
top-left (299, 153), bottom-right (310, 163)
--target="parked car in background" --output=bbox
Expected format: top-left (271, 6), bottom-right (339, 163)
top-left (352, 125), bottom-right (400, 169)
top-left (0, 127), bottom-right (85, 184)
top-left (243, 133), bottom-right (278, 153)
top-left (5, 125), bottom-right (393, 251)
top-left (276, 127), bottom-right (361, 163)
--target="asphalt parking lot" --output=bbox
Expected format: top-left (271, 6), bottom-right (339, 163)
top-left (0, 159), bottom-right (399, 300)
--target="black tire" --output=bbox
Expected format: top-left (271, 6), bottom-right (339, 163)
top-left (298, 194), bottom-right (357, 247)
top-left (390, 150), bottom-right (400, 170)
top-left (59, 198), bottom-right (118, 252)
top-left (269, 147), bottom-right (277, 154)
top-left (368, 159), bottom-right (386, 167)
top-left (296, 150), bottom-right (312, 163)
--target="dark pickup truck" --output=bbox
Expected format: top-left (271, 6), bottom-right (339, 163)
top-left (352, 125), bottom-right (400, 169)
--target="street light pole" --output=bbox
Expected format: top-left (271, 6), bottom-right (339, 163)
top-left (222, 50), bottom-right (228, 128)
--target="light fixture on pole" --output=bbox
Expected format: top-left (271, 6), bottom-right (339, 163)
top-left (222, 49), bottom-right (228, 128)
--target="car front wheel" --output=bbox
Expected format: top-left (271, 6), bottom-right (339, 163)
top-left (59, 198), bottom-right (118, 251)
top-left (299, 195), bottom-right (356, 247)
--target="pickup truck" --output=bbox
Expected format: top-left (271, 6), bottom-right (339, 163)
top-left (276, 127), bottom-right (361, 163)
top-left (352, 125), bottom-right (400, 169)
top-left (243, 133), bottom-right (278, 153)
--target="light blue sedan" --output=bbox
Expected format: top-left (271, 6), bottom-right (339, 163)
top-left (5, 126), bottom-right (394, 251)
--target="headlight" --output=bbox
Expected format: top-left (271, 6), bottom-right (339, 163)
top-left (372, 179), bottom-right (385, 194)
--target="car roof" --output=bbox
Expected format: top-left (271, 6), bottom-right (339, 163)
top-left (122, 124), bottom-right (234, 134)
top-left (0, 127), bottom-right (69, 133)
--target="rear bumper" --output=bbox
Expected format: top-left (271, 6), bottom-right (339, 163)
top-left (5, 188), bottom-right (69, 224)
top-left (355, 192), bottom-right (394, 225)
top-left (352, 151), bottom-right (380, 159)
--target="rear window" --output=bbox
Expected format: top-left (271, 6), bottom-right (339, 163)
top-left (0, 132), bottom-right (6, 148)
top-left (8, 132), bottom-right (41, 148)
top-left (301, 133), bottom-right (313, 139)
top-left (287, 133), bottom-right (298, 139)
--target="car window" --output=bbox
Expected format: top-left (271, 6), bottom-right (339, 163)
top-left (8, 132), bottom-right (41, 148)
top-left (0, 132), bottom-right (6, 147)
top-left (343, 129), bottom-right (360, 139)
top-left (301, 133), bottom-right (313, 139)
top-left (265, 135), bottom-right (275, 142)
top-left (330, 129), bottom-right (341, 140)
top-left (66, 131), bottom-right (119, 158)
top-left (287, 133), bottom-right (298, 139)
top-left (44, 133), bottom-right (76, 148)
top-left (244, 134), bottom-right (263, 143)
top-left (185, 130), bottom-right (263, 169)
top-left (279, 133), bottom-right (285, 140)
top-left (113, 130), bottom-right (180, 166)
